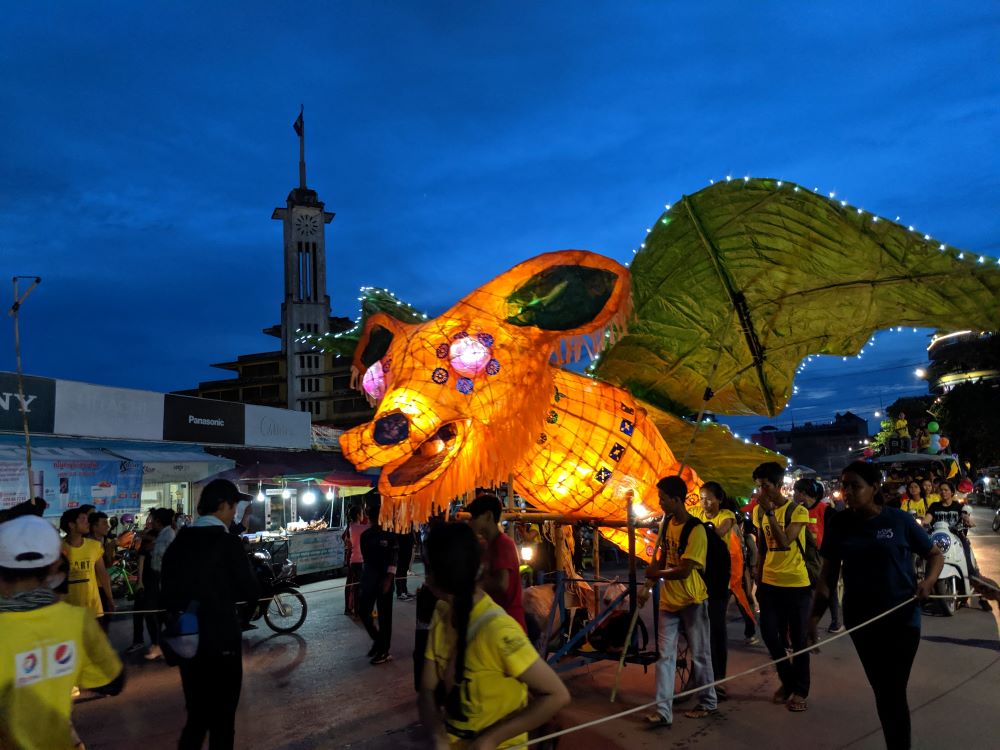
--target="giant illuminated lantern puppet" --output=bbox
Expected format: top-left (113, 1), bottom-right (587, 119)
top-left (337, 177), bottom-right (1000, 556)
top-left (340, 251), bottom-right (690, 556)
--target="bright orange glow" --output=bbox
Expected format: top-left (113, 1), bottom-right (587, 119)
top-left (341, 251), bottom-right (700, 552)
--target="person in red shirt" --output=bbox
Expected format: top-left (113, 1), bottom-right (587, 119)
top-left (466, 494), bottom-right (527, 632)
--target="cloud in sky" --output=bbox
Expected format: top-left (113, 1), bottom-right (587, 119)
top-left (0, 1), bottom-right (997, 426)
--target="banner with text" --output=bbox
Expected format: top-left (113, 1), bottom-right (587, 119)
top-left (0, 458), bottom-right (144, 516)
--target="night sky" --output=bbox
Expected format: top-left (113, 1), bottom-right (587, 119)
top-left (2, 2), bottom-right (998, 438)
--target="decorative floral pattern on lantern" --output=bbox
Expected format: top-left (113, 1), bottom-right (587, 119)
top-left (339, 250), bottom-right (700, 554)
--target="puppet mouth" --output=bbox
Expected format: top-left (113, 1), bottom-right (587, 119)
top-left (387, 421), bottom-right (464, 487)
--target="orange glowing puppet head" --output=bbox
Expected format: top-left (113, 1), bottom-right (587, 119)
top-left (340, 250), bottom-right (700, 535)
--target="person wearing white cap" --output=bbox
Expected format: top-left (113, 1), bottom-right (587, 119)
top-left (0, 515), bottom-right (124, 749)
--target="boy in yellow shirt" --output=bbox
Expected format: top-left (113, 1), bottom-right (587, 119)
top-left (0, 515), bottom-right (124, 750)
top-left (752, 462), bottom-right (811, 712)
top-left (643, 476), bottom-right (718, 727)
top-left (59, 508), bottom-right (114, 618)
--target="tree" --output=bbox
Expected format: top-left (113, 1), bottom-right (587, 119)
top-left (938, 381), bottom-right (1000, 471)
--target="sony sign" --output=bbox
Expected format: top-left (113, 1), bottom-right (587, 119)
top-left (0, 373), bottom-right (56, 434)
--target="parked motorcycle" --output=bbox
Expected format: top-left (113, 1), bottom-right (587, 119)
top-left (928, 520), bottom-right (971, 616)
top-left (248, 544), bottom-right (308, 633)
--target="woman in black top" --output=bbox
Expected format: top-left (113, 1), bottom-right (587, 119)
top-left (811, 461), bottom-right (943, 750)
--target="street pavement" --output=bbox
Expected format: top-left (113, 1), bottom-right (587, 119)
top-left (74, 506), bottom-right (1000, 749)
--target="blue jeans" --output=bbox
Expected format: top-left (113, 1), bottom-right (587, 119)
top-left (654, 601), bottom-right (717, 722)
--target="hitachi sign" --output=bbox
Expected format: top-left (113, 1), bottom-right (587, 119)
top-left (0, 392), bottom-right (37, 412)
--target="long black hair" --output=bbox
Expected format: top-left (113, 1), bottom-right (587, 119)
top-left (425, 521), bottom-right (482, 720)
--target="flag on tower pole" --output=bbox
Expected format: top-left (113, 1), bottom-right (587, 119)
top-left (293, 108), bottom-right (304, 137)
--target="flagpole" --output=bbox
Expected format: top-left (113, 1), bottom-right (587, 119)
top-left (298, 104), bottom-right (306, 189)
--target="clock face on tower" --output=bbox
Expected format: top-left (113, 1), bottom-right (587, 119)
top-left (294, 213), bottom-right (320, 237)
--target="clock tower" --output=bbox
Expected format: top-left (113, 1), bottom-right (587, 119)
top-left (271, 110), bottom-right (334, 416)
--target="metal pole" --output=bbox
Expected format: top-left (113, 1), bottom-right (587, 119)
top-left (9, 276), bottom-right (41, 499)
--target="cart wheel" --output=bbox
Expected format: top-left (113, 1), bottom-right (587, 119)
top-left (675, 630), bottom-right (691, 695)
top-left (264, 589), bottom-right (308, 633)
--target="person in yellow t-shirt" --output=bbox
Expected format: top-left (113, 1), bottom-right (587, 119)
top-left (901, 481), bottom-right (927, 519)
top-left (752, 462), bottom-right (811, 712)
top-left (643, 476), bottom-right (718, 728)
top-left (418, 522), bottom-right (568, 749)
top-left (0, 514), bottom-right (124, 750)
top-left (59, 508), bottom-right (113, 618)
top-left (921, 478), bottom-right (941, 506)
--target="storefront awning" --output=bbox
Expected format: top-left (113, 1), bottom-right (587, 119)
top-left (98, 447), bottom-right (234, 483)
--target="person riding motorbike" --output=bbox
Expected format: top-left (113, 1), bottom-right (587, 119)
top-left (923, 481), bottom-right (990, 611)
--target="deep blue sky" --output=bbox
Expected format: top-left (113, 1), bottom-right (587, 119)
top-left (2, 2), bottom-right (998, 437)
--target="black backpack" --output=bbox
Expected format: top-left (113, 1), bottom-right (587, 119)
top-left (678, 517), bottom-right (732, 599)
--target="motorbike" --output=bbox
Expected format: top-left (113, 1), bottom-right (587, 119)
top-left (248, 543), bottom-right (308, 633)
top-left (928, 520), bottom-right (971, 616)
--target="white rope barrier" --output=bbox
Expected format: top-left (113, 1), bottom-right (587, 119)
top-left (516, 594), bottom-right (955, 748)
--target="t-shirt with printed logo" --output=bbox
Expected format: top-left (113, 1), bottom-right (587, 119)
top-left (658, 518), bottom-right (708, 612)
top-left (1, 601), bottom-right (122, 749)
top-left (62, 538), bottom-right (104, 616)
top-left (753, 501), bottom-right (811, 588)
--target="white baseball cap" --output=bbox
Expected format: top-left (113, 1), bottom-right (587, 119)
top-left (0, 515), bottom-right (62, 568)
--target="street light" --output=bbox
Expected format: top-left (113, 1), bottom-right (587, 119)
top-left (915, 368), bottom-right (927, 378)
top-left (874, 410), bottom-right (881, 418)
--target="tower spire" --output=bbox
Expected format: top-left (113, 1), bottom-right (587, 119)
top-left (293, 105), bottom-right (306, 189)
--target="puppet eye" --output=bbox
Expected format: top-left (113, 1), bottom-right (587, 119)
top-left (449, 336), bottom-right (491, 377)
top-left (362, 361), bottom-right (386, 400)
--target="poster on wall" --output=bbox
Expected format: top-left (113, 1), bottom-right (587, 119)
top-left (0, 458), bottom-right (144, 516)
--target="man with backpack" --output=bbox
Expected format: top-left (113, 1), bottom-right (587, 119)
top-left (752, 461), bottom-right (814, 713)
top-left (643, 475), bottom-right (719, 728)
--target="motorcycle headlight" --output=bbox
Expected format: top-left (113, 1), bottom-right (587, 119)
top-left (930, 531), bottom-right (951, 554)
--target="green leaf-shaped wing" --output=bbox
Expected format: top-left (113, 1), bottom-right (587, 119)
top-left (596, 178), bottom-right (1000, 417)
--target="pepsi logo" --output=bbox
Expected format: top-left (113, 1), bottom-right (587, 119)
top-left (54, 643), bottom-right (73, 665)
top-left (22, 653), bottom-right (38, 673)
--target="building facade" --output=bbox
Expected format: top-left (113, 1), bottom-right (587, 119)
top-left (752, 411), bottom-right (870, 477)
top-left (926, 330), bottom-right (1000, 394)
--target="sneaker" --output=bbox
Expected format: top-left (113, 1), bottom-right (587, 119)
top-left (743, 635), bottom-right (761, 646)
top-left (367, 644), bottom-right (378, 658)
top-left (124, 642), bottom-right (145, 655)
top-left (397, 592), bottom-right (414, 601)
top-left (144, 645), bottom-right (163, 661)
top-left (827, 623), bottom-right (846, 634)
top-left (370, 652), bottom-right (393, 665)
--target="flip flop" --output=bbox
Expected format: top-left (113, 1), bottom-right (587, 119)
top-left (644, 713), bottom-right (672, 729)
top-left (684, 706), bottom-right (717, 719)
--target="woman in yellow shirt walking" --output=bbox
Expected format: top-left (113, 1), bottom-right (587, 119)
top-left (418, 522), bottom-right (568, 749)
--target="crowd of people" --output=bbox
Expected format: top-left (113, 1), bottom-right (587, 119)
top-left (1, 461), bottom-right (997, 750)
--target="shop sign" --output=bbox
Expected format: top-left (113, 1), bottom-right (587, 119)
top-left (163, 394), bottom-right (245, 444)
top-left (0, 373), bottom-right (56, 434)
top-left (54, 380), bottom-right (163, 441)
top-left (245, 404), bottom-right (310, 449)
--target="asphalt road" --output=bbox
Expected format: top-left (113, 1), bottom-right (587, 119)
top-left (74, 507), bottom-right (1000, 749)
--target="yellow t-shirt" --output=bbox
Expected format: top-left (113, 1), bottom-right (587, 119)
top-left (425, 594), bottom-right (539, 748)
top-left (0, 601), bottom-right (122, 750)
top-left (901, 497), bottom-right (927, 517)
top-left (690, 508), bottom-right (737, 544)
top-left (925, 492), bottom-right (941, 505)
top-left (754, 502), bottom-right (811, 588)
top-left (658, 519), bottom-right (708, 612)
top-left (63, 539), bottom-right (104, 616)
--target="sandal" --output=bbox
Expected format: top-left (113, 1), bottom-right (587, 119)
top-left (644, 713), bottom-right (672, 729)
top-left (772, 687), bottom-right (788, 704)
top-left (787, 694), bottom-right (808, 712)
top-left (684, 706), bottom-right (717, 719)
